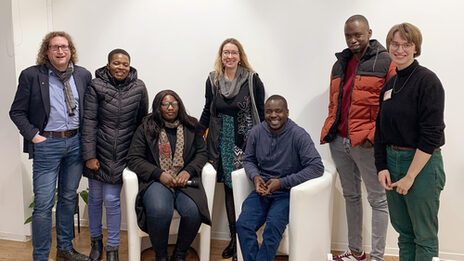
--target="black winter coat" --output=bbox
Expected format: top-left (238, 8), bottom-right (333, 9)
top-left (126, 117), bottom-right (211, 232)
top-left (82, 66), bottom-right (148, 184)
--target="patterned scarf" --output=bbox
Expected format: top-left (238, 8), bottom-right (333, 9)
top-left (46, 61), bottom-right (76, 116)
top-left (158, 120), bottom-right (184, 178)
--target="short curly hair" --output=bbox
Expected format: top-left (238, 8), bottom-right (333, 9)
top-left (36, 31), bottom-right (78, 65)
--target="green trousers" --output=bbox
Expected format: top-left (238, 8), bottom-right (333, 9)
top-left (386, 146), bottom-right (445, 261)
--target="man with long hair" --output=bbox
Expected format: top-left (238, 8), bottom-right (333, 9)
top-left (10, 31), bottom-right (91, 261)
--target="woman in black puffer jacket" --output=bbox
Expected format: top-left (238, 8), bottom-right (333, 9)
top-left (82, 49), bottom-right (148, 261)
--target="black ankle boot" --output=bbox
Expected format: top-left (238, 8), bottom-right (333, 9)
top-left (89, 236), bottom-right (102, 261)
top-left (170, 247), bottom-right (187, 261)
top-left (222, 224), bottom-right (237, 259)
top-left (170, 254), bottom-right (186, 261)
top-left (105, 246), bottom-right (118, 261)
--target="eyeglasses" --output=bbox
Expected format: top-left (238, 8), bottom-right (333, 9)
top-left (49, 45), bottom-right (70, 52)
top-left (222, 51), bottom-right (240, 57)
top-left (390, 41), bottom-right (414, 50)
top-left (161, 101), bottom-right (179, 108)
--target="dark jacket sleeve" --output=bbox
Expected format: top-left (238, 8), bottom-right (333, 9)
top-left (417, 73), bottom-right (445, 153)
top-left (374, 88), bottom-right (388, 172)
top-left (82, 83), bottom-right (99, 161)
top-left (127, 125), bottom-right (164, 182)
top-left (279, 130), bottom-right (324, 189)
top-left (253, 74), bottom-right (265, 121)
top-left (183, 132), bottom-right (208, 178)
top-left (9, 69), bottom-right (40, 141)
top-left (243, 127), bottom-right (261, 181)
top-left (136, 81), bottom-right (149, 127)
top-left (199, 77), bottom-right (213, 131)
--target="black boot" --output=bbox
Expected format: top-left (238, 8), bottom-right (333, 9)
top-left (222, 224), bottom-right (237, 259)
top-left (89, 235), bottom-right (103, 261)
top-left (56, 248), bottom-right (90, 261)
top-left (170, 253), bottom-right (186, 261)
top-left (105, 245), bottom-right (119, 261)
top-left (170, 247), bottom-right (187, 261)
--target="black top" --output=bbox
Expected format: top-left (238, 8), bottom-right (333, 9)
top-left (374, 60), bottom-right (445, 171)
top-left (165, 127), bottom-right (177, 151)
top-left (199, 74), bottom-right (265, 149)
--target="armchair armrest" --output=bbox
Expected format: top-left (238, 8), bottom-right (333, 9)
top-left (288, 160), bottom-right (336, 261)
top-left (201, 162), bottom-right (217, 220)
top-left (122, 169), bottom-right (139, 225)
top-left (231, 168), bottom-right (254, 221)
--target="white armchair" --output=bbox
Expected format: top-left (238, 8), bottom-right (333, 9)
top-left (232, 161), bottom-right (336, 261)
top-left (122, 162), bottom-right (217, 261)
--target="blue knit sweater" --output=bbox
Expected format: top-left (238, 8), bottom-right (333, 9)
top-left (243, 119), bottom-right (324, 189)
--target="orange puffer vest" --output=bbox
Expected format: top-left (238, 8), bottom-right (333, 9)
top-left (320, 40), bottom-right (396, 147)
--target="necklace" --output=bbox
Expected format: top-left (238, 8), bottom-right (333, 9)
top-left (392, 66), bottom-right (417, 94)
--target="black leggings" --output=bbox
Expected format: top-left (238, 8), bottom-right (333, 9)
top-left (224, 184), bottom-right (236, 232)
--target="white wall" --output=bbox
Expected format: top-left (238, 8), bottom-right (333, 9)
top-left (0, 0), bottom-right (28, 241)
top-left (0, 0), bottom-right (51, 241)
top-left (3, 0), bottom-right (464, 259)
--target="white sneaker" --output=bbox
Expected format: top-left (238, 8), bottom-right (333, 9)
top-left (333, 251), bottom-right (366, 261)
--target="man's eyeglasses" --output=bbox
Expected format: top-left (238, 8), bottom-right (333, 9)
top-left (49, 45), bottom-right (70, 52)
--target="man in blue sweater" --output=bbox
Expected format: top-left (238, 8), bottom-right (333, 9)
top-left (236, 95), bottom-right (324, 261)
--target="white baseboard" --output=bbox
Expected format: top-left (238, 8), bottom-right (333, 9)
top-left (74, 217), bottom-right (128, 232)
top-left (0, 231), bottom-right (31, 242)
top-left (331, 241), bottom-right (463, 261)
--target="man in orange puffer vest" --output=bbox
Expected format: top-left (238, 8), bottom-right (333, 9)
top-left (320, 15), bottom-right (395, 261)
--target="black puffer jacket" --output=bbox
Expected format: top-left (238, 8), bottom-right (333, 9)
top-left (82, 66), bottom-right (149, 184)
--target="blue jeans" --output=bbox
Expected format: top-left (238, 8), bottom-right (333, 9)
top-left (236, 190), bottom-right (290, 261)
top-left (32, 134), bottom-right (83, 261)
top-left (143, 182), bottom-right (201, 259)
top-left (88, 179), bottom-right (122, 247)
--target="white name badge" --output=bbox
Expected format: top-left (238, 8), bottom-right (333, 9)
top-left (383, 89), bottom-right (392, 101)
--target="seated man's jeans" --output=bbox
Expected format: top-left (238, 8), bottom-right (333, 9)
top-left (32, 134), bottom-right (83, 261)
top-left (237, 190), bottom-right (290, 261)
top-left (143, 182), bottom-right (202, 258)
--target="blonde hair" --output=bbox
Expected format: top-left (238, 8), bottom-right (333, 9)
top-left (36, 31), bottom-right (78, 65)
top-left (213, 38), bottom-right (253, 84)
top-left (386, 23), bottom-right (422, 57)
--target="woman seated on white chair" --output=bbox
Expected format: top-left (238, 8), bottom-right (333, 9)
top-left (127, 90), bottom-right (211, 261)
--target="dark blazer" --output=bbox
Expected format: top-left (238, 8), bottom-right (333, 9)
top-left (127, 117), bottom-right (211, 232)
top-left (9, 64), bottom-right (92, 158)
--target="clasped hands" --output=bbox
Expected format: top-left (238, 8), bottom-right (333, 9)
top-left (254, 176), bottom-right (281, 196)
top-left (378, 169), bottom-right (415, 195)
top-left (160, 170), bottom-right (191, 188)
